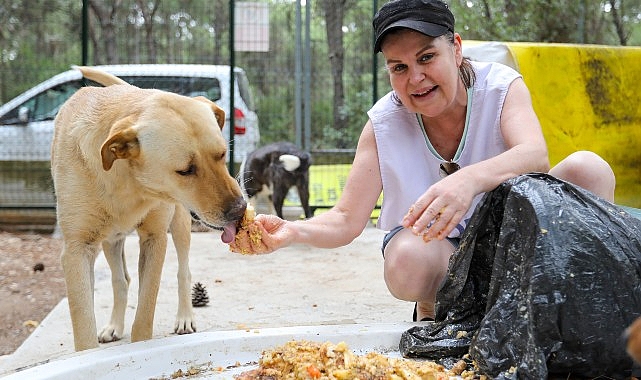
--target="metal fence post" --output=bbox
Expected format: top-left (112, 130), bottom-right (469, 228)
top-left (372, 0), bottom-right (378, 106)
top-left (82, 0), bottom-right (88, 65)
top-left (228, 0), bottom-right (236, 175)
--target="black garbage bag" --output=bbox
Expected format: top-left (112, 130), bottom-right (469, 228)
top-left (399, 173), bottom-right (641, 379)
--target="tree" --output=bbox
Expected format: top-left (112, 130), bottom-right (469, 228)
top-left (319, 0), bottom-right (353, 143)
top-left (88, 0), bottom-right (122, 64)
top-left (609, 0), bottom-right (630, 45)
top-left (135, 0), bottom-right (160, 62)
top-left (450, 0), bottom-right (641, 45)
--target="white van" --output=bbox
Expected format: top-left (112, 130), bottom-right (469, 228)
top-left (0, 64), bottom-right (259, 209)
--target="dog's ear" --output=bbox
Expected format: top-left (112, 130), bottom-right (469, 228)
top-left (100, 116), bottom-right (140, 171)
top-left (193, 96), bottom-right (226, 130)
top-left (212, 104), bottom-right (226, 130)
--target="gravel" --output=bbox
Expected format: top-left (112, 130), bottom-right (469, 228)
top-left (0, 232), bottom-right (65, 356)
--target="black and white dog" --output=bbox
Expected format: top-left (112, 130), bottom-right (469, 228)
top-left (239, 141), bottom-right (313, 219)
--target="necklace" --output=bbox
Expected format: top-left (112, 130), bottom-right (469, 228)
top-left (416, 88), bottom-right (473, 163)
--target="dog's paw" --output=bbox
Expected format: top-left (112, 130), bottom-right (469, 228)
top-left (98, 324), bottom-right (124, 343)
top-left (174, 316), bottom-right (197, 335)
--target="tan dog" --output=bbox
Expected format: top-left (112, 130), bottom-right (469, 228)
top-left (626, 316), bottom-right (641, 364)
top-left (52, 66), bottom-right (246, 351)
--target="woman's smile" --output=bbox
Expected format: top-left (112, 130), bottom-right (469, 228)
top-left (412, 85), bottom-right (438, 98)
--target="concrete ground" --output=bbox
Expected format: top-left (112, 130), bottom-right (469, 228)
top-left (0, 215), bottom-right (411, 377)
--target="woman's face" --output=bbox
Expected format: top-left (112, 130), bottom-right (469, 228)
top-left (381, 29), bottom-right (463, 117)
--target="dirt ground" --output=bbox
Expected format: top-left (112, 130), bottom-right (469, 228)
top-left (0, 231), bottom-right (65, 356)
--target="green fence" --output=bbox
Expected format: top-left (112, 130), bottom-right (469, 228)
top-left (2, 0), bottom-right (639, 230)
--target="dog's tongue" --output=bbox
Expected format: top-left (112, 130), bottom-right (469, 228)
top-left (221, 222), bottom-right (237, 244)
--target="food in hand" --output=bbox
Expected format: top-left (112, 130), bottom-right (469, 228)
top-left (240, 203), bottom-right (256, 229)
top-left (230, 204), bottom-right (262, 254)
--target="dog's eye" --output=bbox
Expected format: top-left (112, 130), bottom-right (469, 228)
top-left (176, 164), bottom-right (196, 176)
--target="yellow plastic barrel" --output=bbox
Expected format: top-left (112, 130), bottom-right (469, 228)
top-left (507, 42), bottom-right (641, 207)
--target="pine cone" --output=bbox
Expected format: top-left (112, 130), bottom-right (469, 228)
top-left (191, 282), bottom-right (209, 307)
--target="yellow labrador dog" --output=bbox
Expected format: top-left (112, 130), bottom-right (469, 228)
top-left (52, 66), bottom-right (246, 351)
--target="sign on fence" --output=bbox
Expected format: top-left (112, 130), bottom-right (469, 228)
top-left (234, 2), bottom-right (270, 52)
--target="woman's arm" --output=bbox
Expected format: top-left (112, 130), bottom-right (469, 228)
top-left (231, 121), bottom-right (383, 253)
top-left (293, 121), bottom-right (383, 247)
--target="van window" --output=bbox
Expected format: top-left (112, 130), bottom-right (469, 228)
top-left (0, 81), bottom-right (85, 124)
top-left (236, 72), bottom-right (256, 111)
top-left (120, 76), bottom-right (222, 101)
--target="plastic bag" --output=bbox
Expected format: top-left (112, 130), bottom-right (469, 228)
top-left (399, 174), bottom-right (641, 379)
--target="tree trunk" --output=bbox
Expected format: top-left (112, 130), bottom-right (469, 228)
top-left (136, 0), bottom-right (159, 63)
top-left (320, 0), bottom-right (349, 145)
top-left (88, 0), bottom-right (122, 64)
top-left (608, 0), bottom-right (629, 46)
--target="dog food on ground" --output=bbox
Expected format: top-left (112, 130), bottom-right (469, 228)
top-left (234, 340), bottom-right (481, 379)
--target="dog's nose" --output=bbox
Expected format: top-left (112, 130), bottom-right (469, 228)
top-left (225, 196), bottom-right (247, 223)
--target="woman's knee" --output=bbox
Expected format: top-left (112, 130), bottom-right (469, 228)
top-left (549, 150), bottom-right (615, 202)
top-left (383, 231), bottom-right (452, 301)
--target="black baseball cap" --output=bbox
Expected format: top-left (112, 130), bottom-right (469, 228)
top-left (373, 0), bottom-right (455, 52)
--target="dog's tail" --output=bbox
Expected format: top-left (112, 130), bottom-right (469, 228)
top-left (72, 65), bottom-right (128, 87)
top-left (279, 154), bottom-right (301, 172)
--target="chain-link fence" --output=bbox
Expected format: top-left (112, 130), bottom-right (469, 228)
top-left (0, 1), bottom-right (390, 230)
top-left (5, 1), bottom-right (639, 230)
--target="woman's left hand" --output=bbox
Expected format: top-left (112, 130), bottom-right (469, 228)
top-left (401, 170), bottom-right (476, 241)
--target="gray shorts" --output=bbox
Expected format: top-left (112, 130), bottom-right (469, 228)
top-left (381, 225), bottom-right (460, 257)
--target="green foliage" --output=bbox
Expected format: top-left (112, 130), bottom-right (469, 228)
top-left (0, 0), bottom-right (82, 101)
top-left (449, 0), bottom-right (641, 45)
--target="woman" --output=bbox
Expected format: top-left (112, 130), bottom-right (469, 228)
top-left (231, 0), bottom-right (616, 322)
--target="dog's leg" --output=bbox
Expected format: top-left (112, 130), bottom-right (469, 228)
top-left (98, 237), bottom-right (129, 343)
top-left (170, 205), bottom-right (196, 335)
top-left (130, 208), bottom-right (171, 342)
top-left (297, 181), bottom-right (313, 219)
top-left (252, 185), bottom-right (274, 216)
top-left (271, 186), bottom-right (286, 219)
top-left (61, 241), bottom-right (101, 351)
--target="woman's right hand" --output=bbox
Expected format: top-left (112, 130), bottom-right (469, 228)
top-left (228, 214), bottom-right (292, 254)
top-left (401, 169), bottom-right (475, 241)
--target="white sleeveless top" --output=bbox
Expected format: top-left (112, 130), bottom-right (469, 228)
top-left (369, 61), bottom-right (521, 236)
